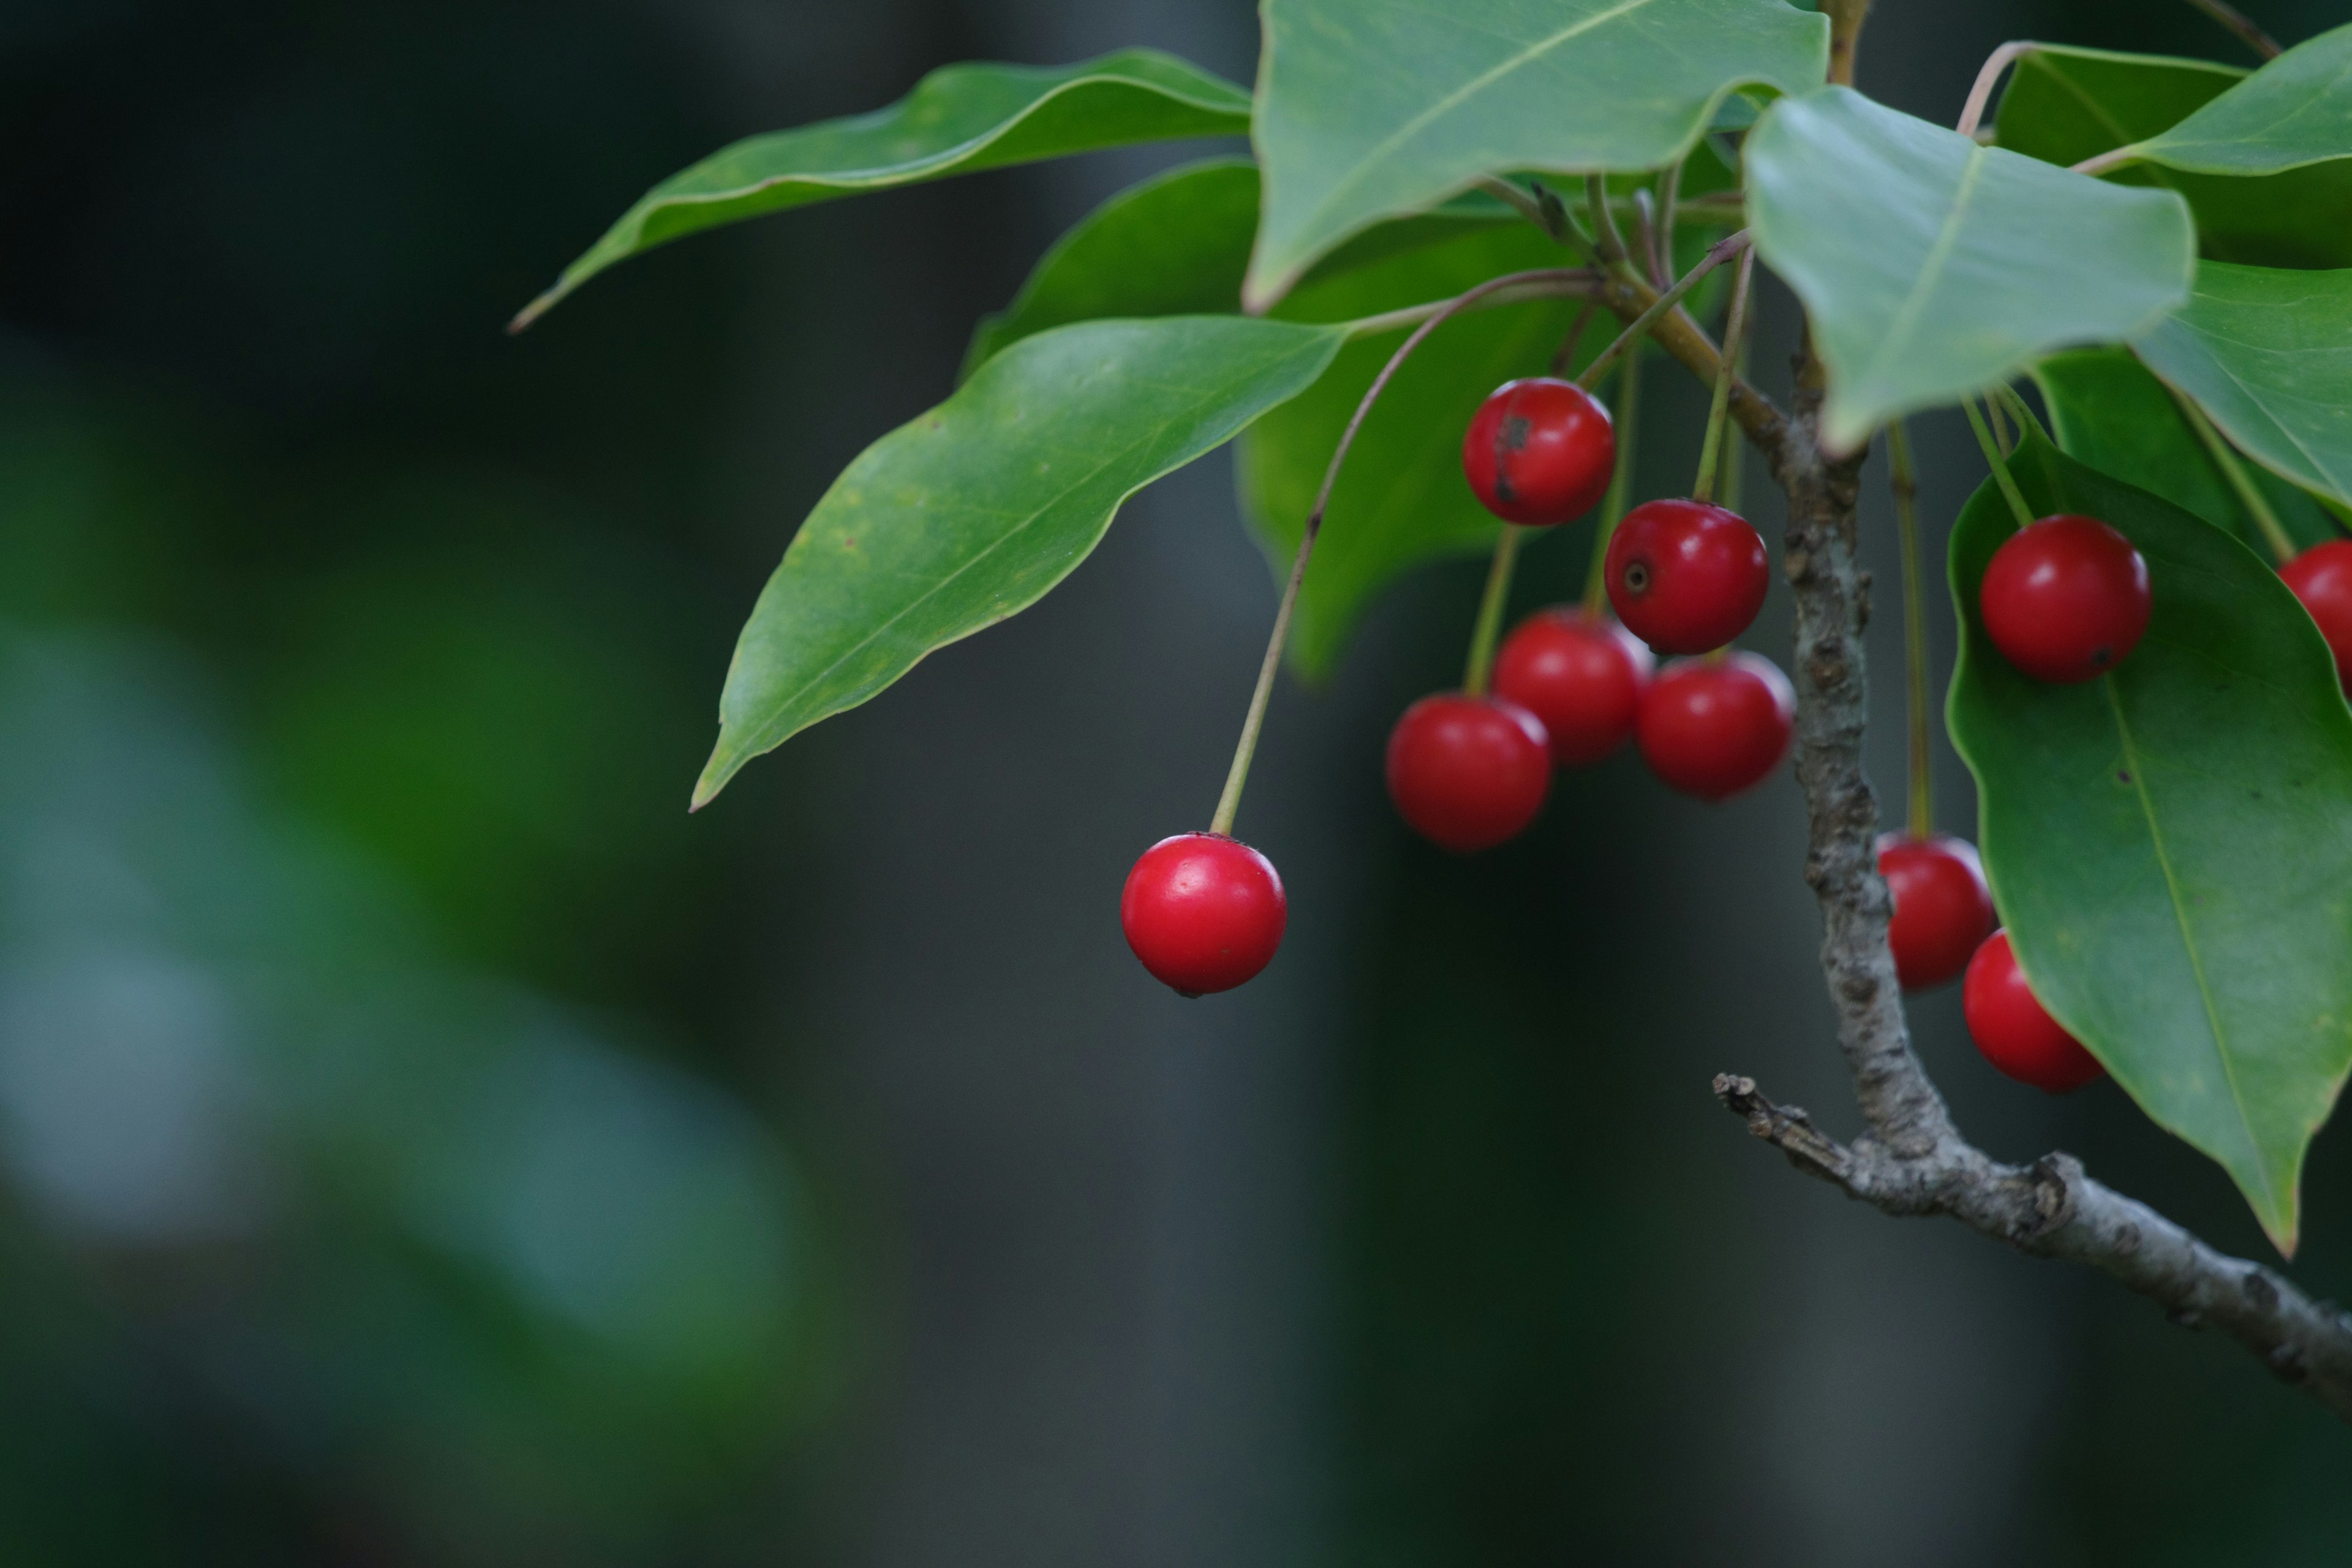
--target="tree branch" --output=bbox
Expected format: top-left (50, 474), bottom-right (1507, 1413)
top-left (1725, 342), bottom-right (2352, 1423)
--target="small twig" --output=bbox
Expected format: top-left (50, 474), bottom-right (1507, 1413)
top-left (1962, 396), bottom-right (2037, 530)
top-left (1689, 247), bottom-right (1755, 505)
top-left (1343, 271), bottom-right (1599, 341)
top-left (1957, 41), bottom-right (2038, 139)
top-left (1475, 175), bottom-right (1581, 252)
top-left (2183, 0), bottom-right (2283, 59)
top-left (1630, 189), bottom-right (1665, 289)
top-left (1654, 158), bottom-right (1684, 288)
top-left (2176, 390), bottom-right (2298, 564)
top-left (1576, 231), bottom-right (1751, 393)
top-left (1586, 174), bottom-right (1630, 266)
top-left (1463, 526), bottom-right (1528, 695)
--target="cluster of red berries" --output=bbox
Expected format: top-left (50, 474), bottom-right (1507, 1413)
top-left (1387, 376), bottom-right (1792, 858)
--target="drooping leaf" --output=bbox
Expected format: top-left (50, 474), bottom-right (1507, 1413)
top-left (693, 317), bottom-right (1346, 806)
top-left (1947, 432), bottom-right (2352, 1255)
top-left (2109, 21), bottom-right (2352, 179)
top-left (514, 50), bottom-right (1251, 328)
top-left (1994, 43), bottom-right (2352, 269)
top-left (961, 159), bottom-right (1260, 379)
top-left (1746, 86), bottom-right (2194, 451)
top-left (1240, 222), bottom-right (1602, 681)
top-left (2135, 261), bottom-right (2352, 508)
top-left (2030, 348), bottom-right (2338, 556)
top-left (1243, 0), bottom-right (1828, 309)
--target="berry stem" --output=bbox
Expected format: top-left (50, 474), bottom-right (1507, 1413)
top-left (1463, 524), bottom-right (1527, 695)
top-left (1689, 246), bottom-right (1755, 505)
top-left (1583, 335), bottom-right (1644, 614)
top-left (1718, 316), bottom-right (1749, 516)
top-left (1574, 230), bottom-right (1749, 393)
top-left (1653, 157), bottom-right (1684, 289)
top-left (1985, 391), bottom-right (2014, 456)
top-left (1956, 41), bottom-right (2037, 139)
top-left (1341, 269), bottom-right (1596, 341)
top-left (1888, 419), bottom-right (1934, 840)
top-left (1962, 396), bottom-right (2037, 531)
top-left (2182, 0), bottom-right (2282, 59)
top-left (1585, 174), bottom-right (1630, 266)
top-left (2176, 389), bottom-right (2297, 564)
top-left (1991, 382), bottom-right (2049, 443)
top-left (1548, 298), bottom-right (1600, 377)
top-left (1210, 270), bottom-right (1577, 837)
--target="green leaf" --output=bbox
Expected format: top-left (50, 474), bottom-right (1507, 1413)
top-left (960, 158), bottom-right (1260, 379)
top-left (693, 317), bottom-right (1344, 806)
top-left (2135, 261), bottom-right (2352, 508)
top-left (1238, 223), bottom-right (1593, 680)
top-left (514, 50), bottom-right (1251, 328)
top-left (1947, 432), bottom-right (2352, 1255)
top-left (1994, 43), bottom-right (2352, 269)
top-left (2030, 348), bottom-right (2338, 556)
top-left (1243, 0), bottom-right (1828, 308)
top-left (1746, 86), bottom-right (2194, 451)
top-left (2111, 21), bottom-right (2352, 179)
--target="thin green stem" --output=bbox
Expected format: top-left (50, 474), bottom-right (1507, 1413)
top-left (1654, 157), bottom-right (1684, 287)
top-left (1630, 189), bottom-right (1664, 288)
top-left (1963, 396), bottom-right (2037, 531)
top-left (1586, 173), bottom-right (1630, 265)
top-left (1476, 175), bottom-right (1581, 252)
top-left (1575, 230), bottom-right (1749, 392)
top-left (1690, 247), bottom-right (1755, 505)
top-left (1549, 298), bottom-right (1600, 377)
top-left (1584, 336), bottom-right (1644, 614)
top-left (1341, 270), bottom-right (1597, 341)
top-left (2177, 391), bottom-right (2297, 564)
top-left (1719, 317), bottom-right (1750, 515)
top-left (1889, 420), bottom-right (1933, 840)
top-left (1992, 382), bottom-right (2050, 444)
top-left (1463, 525), bottom-right (1528, 695)
top-left (1956, 41), bottom-right (2037, 140)
top-left (1211, 269), bottom-right (1572, 836)
top-left (1985, 391), bottom-right (2014, 456)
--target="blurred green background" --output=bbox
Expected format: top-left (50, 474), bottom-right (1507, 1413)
top-left (0, 0), bottom-right (2346, 1562)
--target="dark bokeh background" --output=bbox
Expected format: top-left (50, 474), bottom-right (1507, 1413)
top-left (1, 0), bottom-right (2347, 1561)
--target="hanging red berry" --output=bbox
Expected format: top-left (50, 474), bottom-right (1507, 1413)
top-left (1491, 608), bottom-right (1654, 767)
top-left (1634, 651), bottom-right (1793, 801)
top-left (1604, 498), bottom-right (1770, 654)
top-left (2280, 538), bottom-right (2352, 693)
top-left (1461, 378), bottom-right (1616, 526)
top-left (1979, 514), bottom-right (2150, 684)
top-left (1385, 693), bottom-right (1551, 851)
top-left (1961, 930), bottom-right (2105, 1092)
top-left (1120, 833), bottom-right (1287, 997)
top-left (1876, 833), bottom-right (1995, 990)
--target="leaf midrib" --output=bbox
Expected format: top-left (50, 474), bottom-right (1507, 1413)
top-left (1287, 0), bottom-right (1664, 242)
top-left (2101, 677), bottom-right (2280, 1219)
top-left (1856, 141), bottom-right (1988, 390)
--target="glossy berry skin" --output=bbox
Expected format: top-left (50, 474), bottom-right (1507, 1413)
top-left (1121, 833), bottom-right (1287, 997)
top-left (1980, 514), bottom-right (2150, 684)
top-left (1491, 608), bottom-right (1655, 767)
top-left (1962, 929), bottom-right (2105, 1093)
top-left (2280, 538), bottom-right (2352, 692)
top-left (1461, 379), bottom-right (1616, 526)
top-left (1604, 498), bottom-right (1771, 654)
top-left (1635, 651), bottom-right (1793, 801)
top-left (1876, 833), bottom-right (1995, 991)
top-left (1385, 693), bottom-right (1552, 851)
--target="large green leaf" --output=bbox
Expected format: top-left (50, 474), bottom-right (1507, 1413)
top-left (1994, 43), bottom-right (2352, 269)
top-left (1242, 0), bottom-right (1827, 309)
top-left (1746, 86), bottom-right (2193, 451)
top-left (1947, 432), bottom-right (2352, 1254)
top-left (514, 50), bottom-right (1251, 328)
top-left (2135, 261), bottom-right (2352, 508)
top-left (961, 158), bottom-right (1261, 379)
top-left (2111, 21), bottom-right (2352, 178)
top-left (2030, 348), bottom-right (2338, 556)
top-left (693, 317), bottom-right (1345, 805)
top-left (1239, 224), bottom-right (1594, 680)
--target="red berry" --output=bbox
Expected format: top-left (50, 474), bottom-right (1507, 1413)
top-left (1604, 498), bottom-right (1770, 654)
top-left (2280, 538), bottom-right (2352, 692)
top-left (1491, 608), bottom-right (1654, 767)
top-left (1385, 693), bottom-right (1551, 851)
top-left (1121, 833), bottom-right (1287, 997)
top-left (1635, 651), bottom-right (1793, 801)
top-left (1876, 832), bottom-right (1995, 990)
top-left (1979, 514), bottom-right (2150, 684)
top-left (1461, 379), bottom-right (1616, 526)
top-left (1961, 929), bottom-right (2105, 1093)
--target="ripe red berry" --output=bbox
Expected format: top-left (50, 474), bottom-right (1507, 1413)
top-left (1461, 379), bottom-right (1616, 526)
top-left (1385, 693), bottom-right (1551, 851)
top-left (1604, 498), bottom-right (1770, 654)
top-left (1120, 833), bottom-right (1287, 997)
top-left (1961, 929), bottom-right (2105, 1093)
top-left (1979, 514), bottom-right (2150, 684)
top-left (1876, 833), bottom-right (1995, 990)
top-left (1491, 608), bottom-right (1654, 767)
top-left (2280, 538), bottom-right (2352, 692)
top-left (1635, 651), bottom-right (1793, 801)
